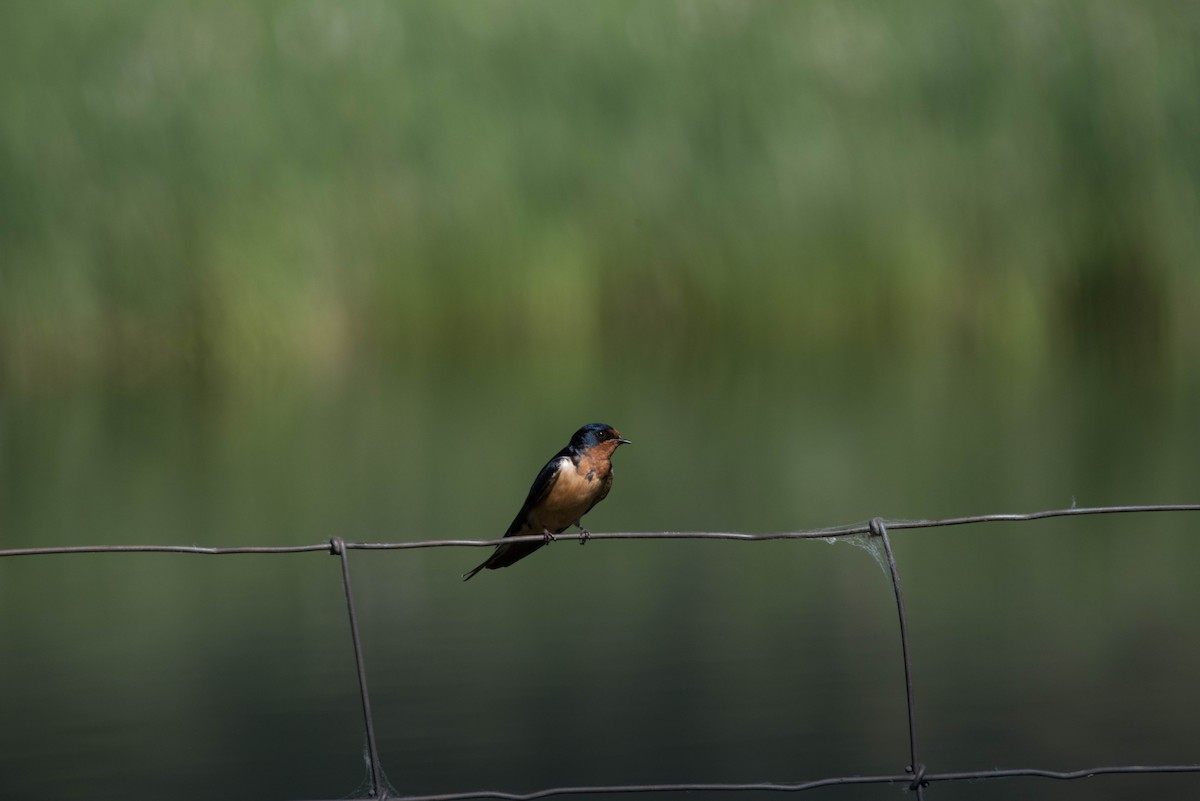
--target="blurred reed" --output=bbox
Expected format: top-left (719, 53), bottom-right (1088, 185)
top-left (2, 1), bottom-right (1197, 389)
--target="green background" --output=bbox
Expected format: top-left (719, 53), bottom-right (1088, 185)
top-left (2, 2), bottom-right (1198, 800)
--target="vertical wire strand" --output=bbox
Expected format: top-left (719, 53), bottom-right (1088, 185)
top-left (333, 537), bottom-right (385, 798)
top-left (871, 518), bottom-right (925, 799)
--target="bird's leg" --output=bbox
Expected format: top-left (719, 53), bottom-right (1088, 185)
top-left (541, 528), bottom-right (558, 544)
top-left (575, 521), bottom-right (591, 545)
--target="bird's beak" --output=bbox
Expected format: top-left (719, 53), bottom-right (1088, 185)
top-left (616, 438), bottom-right (632, 445)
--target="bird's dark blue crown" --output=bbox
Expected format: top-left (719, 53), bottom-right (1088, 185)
top-left (568, 422), bottom-right (625, 452)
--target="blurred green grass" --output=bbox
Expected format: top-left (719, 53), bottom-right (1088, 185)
top-left (2, 1), bottom-right (1199, 390)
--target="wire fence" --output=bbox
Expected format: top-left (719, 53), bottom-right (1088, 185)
top-left (3, 503), bottom-right (1200, 800)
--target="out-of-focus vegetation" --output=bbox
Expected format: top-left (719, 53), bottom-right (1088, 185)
top-left (2, 1), bottom-right (1199, 391)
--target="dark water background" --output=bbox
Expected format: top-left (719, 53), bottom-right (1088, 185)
top-left (3, 359), bottom-right (1198, 800)
top-left (3, 2), bottom-right (1200, 799)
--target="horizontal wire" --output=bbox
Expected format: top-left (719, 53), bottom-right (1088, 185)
top-left (355, 774), bottom-right (918, 801)
top-left (932, 764), bottom-right (1200, 781)
top-left (0, 543), bottom-right (333, 557)
top-left (293, 763), bottom-right (1200, 801)
top-left (2, 503), bottom-right (1197, 559)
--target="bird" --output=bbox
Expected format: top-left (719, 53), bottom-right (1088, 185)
top-left (463, 423), bottom-right (631, 581)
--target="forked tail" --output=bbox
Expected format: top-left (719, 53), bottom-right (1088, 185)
top-left (461, 539), bottom-right (546, 581)
top-left (462, 560), bottom-right (487, 581)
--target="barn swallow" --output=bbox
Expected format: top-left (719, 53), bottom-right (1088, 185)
top-left (463, 423), bottom-right (631, 581)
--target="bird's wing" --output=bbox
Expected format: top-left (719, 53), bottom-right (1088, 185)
top-left (504, 450), bottom-right (569, 536)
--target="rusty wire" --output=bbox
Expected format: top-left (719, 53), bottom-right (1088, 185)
top-left (3, 503), bottom-right (1200, 800)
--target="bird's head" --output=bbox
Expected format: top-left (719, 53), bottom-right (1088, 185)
top-left (569, 423), bottom-right (631, 455)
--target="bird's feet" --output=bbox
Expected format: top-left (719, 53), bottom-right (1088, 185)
top-left (576, 525), bottom-right (591, 546)
top-left (541, 528), bottom-right (558, 544)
